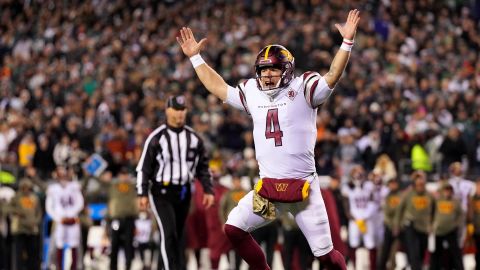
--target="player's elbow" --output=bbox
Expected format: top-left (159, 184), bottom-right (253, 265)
top-left (324, 75), bottom-right (340, 89)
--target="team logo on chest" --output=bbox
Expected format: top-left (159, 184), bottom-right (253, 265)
top-left (286, 88), bottom-right (297, 101)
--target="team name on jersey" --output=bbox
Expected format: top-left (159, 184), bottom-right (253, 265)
top-left (257, 102), bottom-right (287, 109)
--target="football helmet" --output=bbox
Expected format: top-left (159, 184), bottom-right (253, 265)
top-left (254, 44), bottom-right (295, 98)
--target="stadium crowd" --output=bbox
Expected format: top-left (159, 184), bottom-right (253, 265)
top-left (1, 0), bottom-right (480, 269)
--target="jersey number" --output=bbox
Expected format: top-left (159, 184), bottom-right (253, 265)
top-left (60, 196), bottom-right (74, 208)
top-left (265, 109), bottom-right (283, 146)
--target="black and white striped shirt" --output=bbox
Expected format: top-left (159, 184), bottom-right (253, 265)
top-left (136, 124), bottom-right (213, 196)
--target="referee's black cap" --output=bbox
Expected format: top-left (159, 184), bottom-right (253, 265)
top-left (167, 95), bottom-right (186, 110)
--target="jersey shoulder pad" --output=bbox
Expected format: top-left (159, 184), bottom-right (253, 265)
top-left (46, 183), bottom-right (60, 194)
top-left (238, 79), bottom-right (256, 91)
top-left (301, 71), bottom-right (321, 84)
top-left (301, 71), bottom-right (322, 107)
top-left (70, 181), bottom-right (81, 190)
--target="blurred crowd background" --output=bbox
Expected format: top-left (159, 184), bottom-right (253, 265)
top-left (1, 0), bottom-right (480, 182)
top-left (1, 0), bottom-right (480, 269)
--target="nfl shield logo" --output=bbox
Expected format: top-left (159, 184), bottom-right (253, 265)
top-left (286, 89), bottom-right (297, 100)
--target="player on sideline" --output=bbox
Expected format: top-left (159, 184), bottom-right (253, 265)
top-left (46, 166), bottom-right (84, 270)
top-left (177, 9), bottom-right (360, 270)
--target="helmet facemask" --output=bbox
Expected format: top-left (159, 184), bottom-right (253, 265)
top-left (255, 66), bottom-right (287, 98)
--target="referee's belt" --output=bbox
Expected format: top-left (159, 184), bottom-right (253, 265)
top-left (151, 183), bottom-right (190, 200)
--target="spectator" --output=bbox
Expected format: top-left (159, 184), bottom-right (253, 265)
top-left (53, 135), bottom-right (71, 167)
top-left (439, 127), bottom-right (468, 172)
top-left (373, 154), bottom-right (397, 183)
top-left (410, 136), bottom-right (432, 173)
top-left (334, 134), bottom-right (360, 180)
top-left (0, 0), bottom-right (478, 183)
top-left (17, 132), bottom-right (36, 168)
top-left (32, 134), bottom-right (55, 179)
top-left (474, 130), bottom-right (480, 175)
top-left (0, 122), bottom-right (17, 162)
top-left (0, 0), bottom-right (479, 268)
top-left (68, 139), bottom-right (87, 176)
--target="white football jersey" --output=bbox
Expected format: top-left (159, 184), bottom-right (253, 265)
top-left (372, 184), bottom-right (389, 208)
top-left (449, 176), bottom-right (475, 212)
top-left (226, 72), bottom-right (332, 179)
top-left (342, 181), bottom-right (376, 220)
top-left (46, 180), bottom-right (84, 222)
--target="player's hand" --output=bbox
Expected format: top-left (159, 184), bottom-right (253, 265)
top-left (137, 196), bottom-right (149, 211)
top-left (202, 193), bottom-right (215, 209)
top-left (177, 27), bottom-right (207, 58)
top-left (335, 9), bottom-right (360, 40)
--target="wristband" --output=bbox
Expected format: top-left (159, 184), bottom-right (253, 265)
top-left (190, 54), bottom-right (205, 68)
top-left (340, 38), bottom-right (354, 52)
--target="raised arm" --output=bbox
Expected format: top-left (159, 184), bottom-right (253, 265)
top-left (323, 9), bottom-right (360, 89)
top-left (177, 27), bottom-right (228, 101)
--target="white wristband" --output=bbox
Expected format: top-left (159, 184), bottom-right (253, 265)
top-left (190, 54), bottom-right (205, 68)
top-left (340, 38), bottom-right (354, 52)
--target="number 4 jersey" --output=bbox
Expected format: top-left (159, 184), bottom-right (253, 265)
top-left (226, 72), bottom-right (333, 179)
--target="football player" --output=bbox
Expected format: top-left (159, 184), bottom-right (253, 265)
top-left (46, 166), bottom-right (84, 270)
top-left (448, 162), bottom-right (475, 247)
top-left (341, 166), bottom-right (377, 270)
top-left (369, 171), bottom-right (389, 248)
top-left (177, 9), bottom-right (360, 270)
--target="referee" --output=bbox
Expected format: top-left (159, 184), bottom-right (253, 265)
top-left (136, 94), bottom-right (214, 270)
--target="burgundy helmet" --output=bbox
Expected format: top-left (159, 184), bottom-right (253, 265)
top-left (254, 44), bottom-right (295, 96)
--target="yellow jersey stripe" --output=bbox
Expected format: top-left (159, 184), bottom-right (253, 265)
top-left (264, 45), bottom-right (272, 60)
